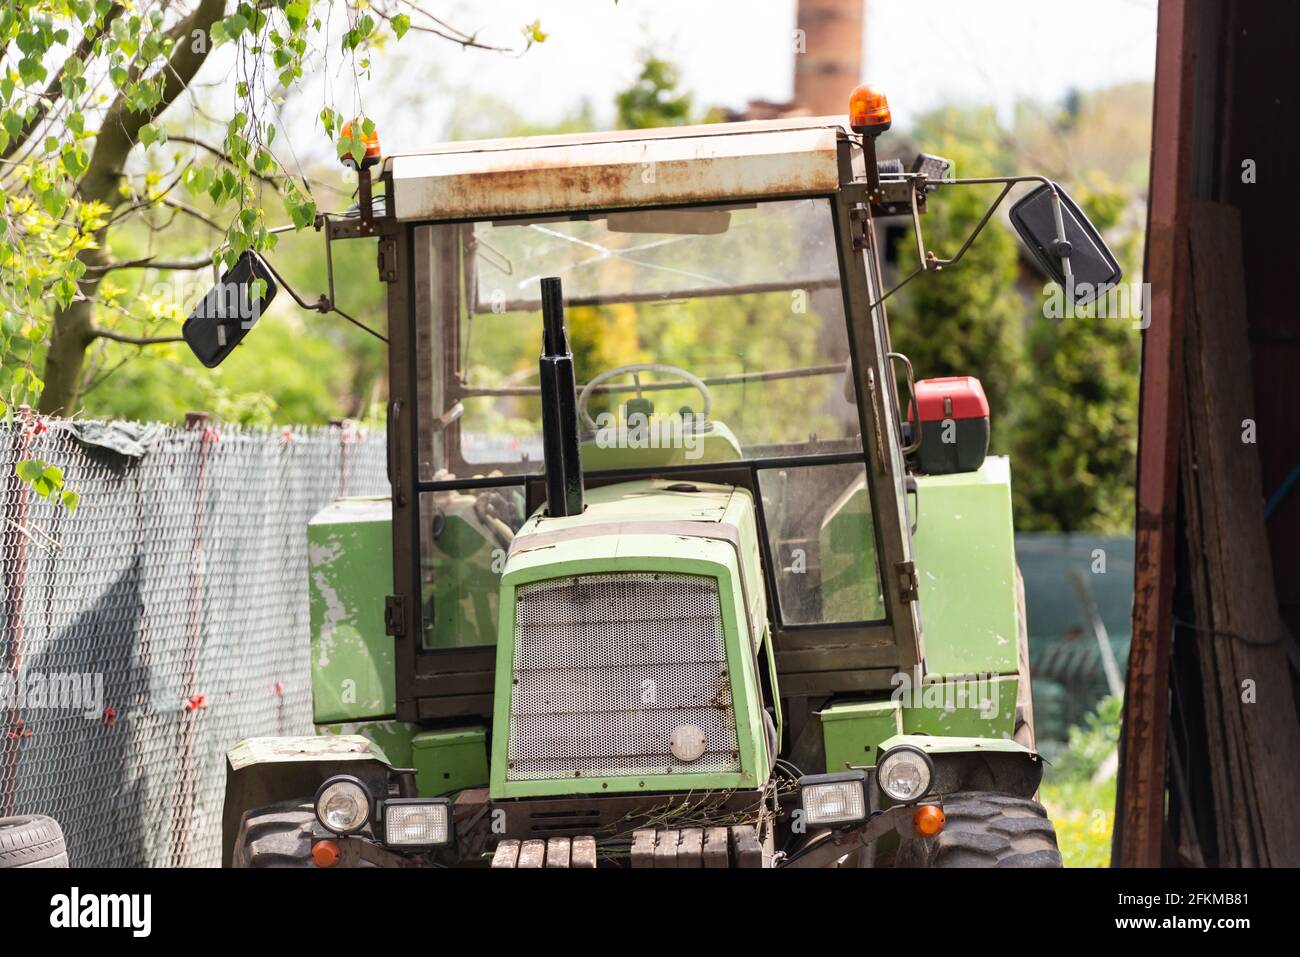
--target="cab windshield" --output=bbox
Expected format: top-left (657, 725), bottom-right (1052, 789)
top-left (415, 198), bottom-right (862, 476)
top-left (411, 197), bottom-right (885, 642)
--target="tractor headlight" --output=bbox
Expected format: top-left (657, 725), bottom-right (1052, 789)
top-left (876, 746), bottom-right (935, 803)
top-left (382, 799), bottom-right (452, 848)
top-left (798, 771), bottom-right (868, 826)
top-left (314, 775), bottom-right (372, 835)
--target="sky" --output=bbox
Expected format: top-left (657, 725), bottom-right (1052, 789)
top-left (337, 0), bottom-right (1159, 146)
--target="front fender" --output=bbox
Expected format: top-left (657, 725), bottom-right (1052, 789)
top-left (221, 735), bottom-right (394, 866)
top-left (877, 734), bottom-right (1045, 798)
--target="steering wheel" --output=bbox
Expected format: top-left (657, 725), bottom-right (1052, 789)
top-left (577, 363), bottom-right (713, 431)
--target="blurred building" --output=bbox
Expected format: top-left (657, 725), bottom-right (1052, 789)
top-left (729, 0), bottom-right (865, 120)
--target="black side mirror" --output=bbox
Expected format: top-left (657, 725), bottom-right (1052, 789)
top-left (182, 252), bottom-right (278, 368)
top-left (1009, 183), bottom-right (1121, 305)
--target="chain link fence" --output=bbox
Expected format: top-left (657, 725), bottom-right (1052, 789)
top-left (1, 415), bottom-right (388, 867)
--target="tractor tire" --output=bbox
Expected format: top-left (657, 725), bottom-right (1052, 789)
top-left (896, 792), bottom-right (1063, 868)
top-left (0, 815), bottom-right (69, 868)
top-left (231, 801), bottom-right (316, 868)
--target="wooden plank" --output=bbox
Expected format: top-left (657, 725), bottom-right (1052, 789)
top-left (631, 829), bottom-right (657, 869)
top-left (517, 839), bottom-right (546, 869)
top-left (702, 827), bottom-right (729, 868)
top-left (545, 837), bottom-right (571, 869)
top-left (653, 829), bottom-right (679, 869)
top-left (1185, 200), bottom-right (1300, 866)
top-left (676, 828), bottom-right (703, 868)
top-left (730, 825), bottom-right (762, 868)
top-left (571, 836), bottom-right (597, 869)
top-left (1114, 0), bottom-right (1197, 869)
top-left (491, 840), bottom-right (520, 869)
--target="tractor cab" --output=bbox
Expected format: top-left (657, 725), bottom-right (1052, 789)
top-left (208, 86), bottom-right (1119, 868)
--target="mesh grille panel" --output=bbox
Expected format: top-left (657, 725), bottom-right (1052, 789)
top-left (508, 572), bottom-right (740, 781)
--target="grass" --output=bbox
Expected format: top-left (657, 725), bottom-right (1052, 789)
top-left (1037, 695), bottom-right (1121, 867)
top-left (1041, 772), bottom-right (1116, 868)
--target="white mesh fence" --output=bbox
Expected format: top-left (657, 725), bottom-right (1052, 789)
top-left (0, 415), bottom-right (388, 867)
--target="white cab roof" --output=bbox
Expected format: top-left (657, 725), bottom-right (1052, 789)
top-left (384, 116), bottom-right (851, 221)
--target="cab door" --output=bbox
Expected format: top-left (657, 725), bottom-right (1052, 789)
top-left (830, 186), bottom-right (925, 675)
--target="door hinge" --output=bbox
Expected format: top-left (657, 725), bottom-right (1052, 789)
top-left (377, 238), bottom-right (398, 283)
top-left (850, 204), bottom-right (871, 251)
top-left (384, 594), bottom-right (407, 637)
top-left (895, 560), bottom-right (919, 602)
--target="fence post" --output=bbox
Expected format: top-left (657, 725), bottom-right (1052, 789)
top-left (331, 418), bottom-right (349, 498)
top-left (0, 408), bottom-right (32, 818)
top-left (172, 411), bottom-right (211, 867)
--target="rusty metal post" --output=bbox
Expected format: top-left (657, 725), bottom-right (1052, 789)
top-left (331, 418), bottom-right (350, 498)
top-left (173, 412), bottom-right (212, 866)
top-left (0, 408), bottom-right (33, 817)
top-left (1113, 0), bottom-right (1198, 867)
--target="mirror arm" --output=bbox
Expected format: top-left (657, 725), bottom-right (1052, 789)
top-left (205, 215), bottom-right (389, 343)
top-left (255, 245), bottom-right (389, 344)
top-left (1047, 189), bottom-right (1073, 283)
top-left (866, 174), bottom-right (1065, 310)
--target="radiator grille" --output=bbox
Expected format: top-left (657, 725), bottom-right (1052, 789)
top-left (507, 572), bottom-right (740, 781)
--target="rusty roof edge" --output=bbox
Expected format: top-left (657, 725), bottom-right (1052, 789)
top-left (387, 123), bottom-right (847, 221)
top-left (382, 114), bottom-right (853, 168)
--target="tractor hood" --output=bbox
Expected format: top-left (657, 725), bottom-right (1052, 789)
top-left (490, 478), bottom-right (772, 799)
top-left (503, 479), bottom-right (767, 643)
top-left (519, 478), bottom-right (734, 535)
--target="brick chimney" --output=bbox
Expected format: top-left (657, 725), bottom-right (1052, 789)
top-left (794, 0), bottom-right (864, 115)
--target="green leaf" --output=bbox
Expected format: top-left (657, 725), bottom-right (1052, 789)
top-left (392, 13), bottom-right (410, 39)
top-left (183, 166), bottom-right (214, 196)
top-left (16, 459), bottom-right (45, 484)
top-left (61, 489), bottom-right (80, 513)
top-left (138, 122), bottom-right (163, 148)
top-left (223, 13), bottom-right (248, 39)
top-left (41, 188), bottom-right (67, 219)
top-left (284, 0), bottom-right (308, 32)
top-left (61, 143), bottom-right (88, 177)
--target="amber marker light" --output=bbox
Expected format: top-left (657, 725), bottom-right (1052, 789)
top-left (849, 84), bottom-right (892, 137)
top-left (340, 118), bottom-right (382, 170)
top-left (913, 804), bottom-right (946, 838)
top-left (311, 838), bottom-right (341, 868)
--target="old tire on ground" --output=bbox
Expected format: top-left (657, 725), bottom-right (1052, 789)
top-left (231, 801), bottom-right (316, 868)
top-left (896, 792), bottom-right (1062, 868)
top-left (0, 815), bottom-right (69, 868)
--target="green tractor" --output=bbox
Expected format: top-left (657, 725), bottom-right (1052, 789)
top-left (195, 85), bottom-right (1121, 868)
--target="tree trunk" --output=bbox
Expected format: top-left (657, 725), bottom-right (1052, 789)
top-left (38, 0), bottom-right (227, 415)
top-left (40, 249), bottom-right (107, 415)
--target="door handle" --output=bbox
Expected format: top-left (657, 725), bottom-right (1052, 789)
top-left (887, 352), bottom-right (921, 455)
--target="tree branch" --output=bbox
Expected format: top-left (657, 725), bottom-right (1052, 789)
top-left (383, 2), bottom-right (518, 52)
top-left (160, 197), bottom-right (224, 232)
top-left (86, 254), bottom-right (214, 275)
top-left (89, 328), bottom-right (185, 346)
top-left (167, 134), bottom-right (285, 187)
top-left (1, 5), bottom-right (127, 163)
top-left (77, 0), bottom-right (228, 208)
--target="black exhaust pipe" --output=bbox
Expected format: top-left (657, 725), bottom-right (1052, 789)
top-left (539, 277), bottom-right (584, 517)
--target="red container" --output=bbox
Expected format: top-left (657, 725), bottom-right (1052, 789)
top-left (908, 376), bottom-right (990, 474)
